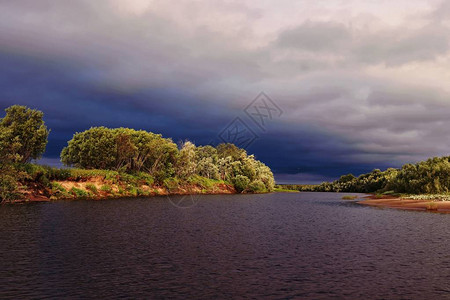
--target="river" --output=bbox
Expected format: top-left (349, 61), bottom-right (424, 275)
top-left (1, 192), bottom-right (450, 299)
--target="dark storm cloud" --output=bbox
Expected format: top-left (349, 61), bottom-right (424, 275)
top-left (1, 0), bottom-right (450, 183)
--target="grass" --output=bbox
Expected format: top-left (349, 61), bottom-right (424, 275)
top-left (342, 195), bottom-right (358, 200)
top-left (85, 183), bottom-right (98, 194)
top-left (70, 187), bottom-right (88, 198)
top-left (100, 184), bottom-right (113, 193)
top-left (274, 187), bottom-right (299, 193)
top-left (50, 182), bottom-right (70, 198)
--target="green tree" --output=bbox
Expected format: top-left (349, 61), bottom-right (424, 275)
top-left (175, 141), bottom-right (197, 179)
top-left (217, 143), bottom-right (246, 160)
top-left (0, 105), bottom-right (49, 163)
top-left (0, 123), bottom-right (25, 203)
top-left (233, 175), bottom-right (250, 193)
top-left (61, 127), bottom-right (117, 169)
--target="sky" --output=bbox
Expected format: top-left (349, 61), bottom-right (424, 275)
top-left (1, 0), bottom-right (450, 183)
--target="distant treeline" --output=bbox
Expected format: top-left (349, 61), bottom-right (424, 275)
top-left (280, 156), bottom-right (450, 194)
top-left (0, 105), bottom-right (274, 202)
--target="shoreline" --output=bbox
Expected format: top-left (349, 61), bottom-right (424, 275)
top-left (357, 194), bottom-right (450, 213)
top-left (7, 177), bottom-right (238, 204)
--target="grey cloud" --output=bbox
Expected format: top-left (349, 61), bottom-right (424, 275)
top-left (275, 20), bottom-right (450, 67)
top-left (276, 21), bottom-right (351, 52)
top-left (353, 25), bottom-right (449, 65)
top-left (2, 0), bottom-right (450, 181)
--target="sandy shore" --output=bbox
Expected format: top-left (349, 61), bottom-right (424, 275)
top-left (357, 195), bottom-right (450, 213)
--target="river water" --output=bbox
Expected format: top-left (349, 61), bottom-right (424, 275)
top-left (1, 192), bottom-right (450, 299)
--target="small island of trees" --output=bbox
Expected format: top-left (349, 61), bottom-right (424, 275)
top-left (0, 105), bottom-right (275, 203)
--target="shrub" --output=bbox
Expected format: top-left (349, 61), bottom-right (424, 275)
top-left (247, 180), bottom-right (266, 193)
top-left (126, 185), bottom-right (138, 196)
top-left (100, 184), bottom-right (113, 193)
top-left (50, 182), bottom-right (70, 198)
top-left (163, 177), bottom-right (179, 192)
top-left (136, 172), bottom-right (154, 186)
top-left (232, 175), bottom-right (250, 193)
top-left (187, 175), bottom-right (216, 189)
top-left (136, 188), bottom-right (148, 196)
top-left (70, 187), bottom-right (88, 198)
top-left (118, 187), bottom-right (125, 195)
top-left (0, 174), bottom-right (19, 202)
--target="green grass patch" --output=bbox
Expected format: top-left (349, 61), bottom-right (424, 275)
top-left (70, 187), bottom-right (88, 198)
top-left (85, 183), bottom-right (98, 194)
top-left (342, 195), bottom-right (358, 200)
top-left (274, 187), bottom-right (299, 193)
top-left (100, 184), bottom-right (113, 193)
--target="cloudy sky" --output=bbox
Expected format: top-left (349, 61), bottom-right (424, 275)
top-left (1, 0), bottom-right (450, 183)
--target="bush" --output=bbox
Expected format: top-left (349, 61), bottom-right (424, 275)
top-left (126, 185), bottom-right (138, 196)
top-left (247, 180), bottom-right (266, 193)
top-left (0, 174), bottom-right (19, 202)
top-left (232, 175), bottom-right (250, 193)
top-left (187, 175), bottom-right (217, 189)
top-left (100, 184), bottom-right (113, 193)
top-left (136, 172), bottom-right (154, 186)
top-left (163, 177), bottom-right (179, 192)
top-left (70, 187), bottom-right (88, 198)
top-left (51, 182), bottom-right (70, 198)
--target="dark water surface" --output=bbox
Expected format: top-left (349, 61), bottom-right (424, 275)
top-left (2, 192), bottom-right (450, 299)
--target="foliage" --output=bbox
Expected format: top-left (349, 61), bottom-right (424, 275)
top-left (232, 175), bottom-right (250, 193)
top-left (0, 105), bottom-right (49, 163)
top-left (61, 127), bottom-right (178, 179)
top-left (292, 156), bottom-right (450, 195)
top-left (0, 104), bottom-right (276, 202)
top-left (60, 126), bottom-right (275, 193)
top-left (175, 141), bottom-right (197, 179)
top-left (273, 186), bottom-right (299, 192)
top-left (0, 174), bottom-right (19, 202)
top-left (247, 180), bottom-right (266, 193)
top-left (100, 184), bottom-right (113, 193)
top-left (85, 183), bottom-right (98, 194)
top-left (163, 177), bottom-right (179, 192)
top-left (70, 187), bottom-right (88, 198)
top-left (187, 175), bottom-right (221, 189)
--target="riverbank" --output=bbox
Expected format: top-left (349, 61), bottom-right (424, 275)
top-left (13, 176), bottom-right (236, 204)
top-left (357, 194), bottom-right (450, 212)
top-left (4, 165), bottom-right (238, 204)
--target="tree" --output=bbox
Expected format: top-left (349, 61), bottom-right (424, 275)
top-left (115, 132), bottom-right (137, 171)
top-left (0, 105), bottom-right (49, 163)
top-left (217, 143), bottom-right (245, 160)
top-left (233, 175), bottom-right (250, 193)
top-left (61, 127), bottom-right (178, 180)
top-left (0, 124), bottom-right (26, 203)
top-left (61, 127), bottom-right (117, 169)
top-left (197, 157), bottom-right (219, 179)
top-left (175, 141), bottom-right (197, 179)
top-left (195, 145), bottom-right (218, 164)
